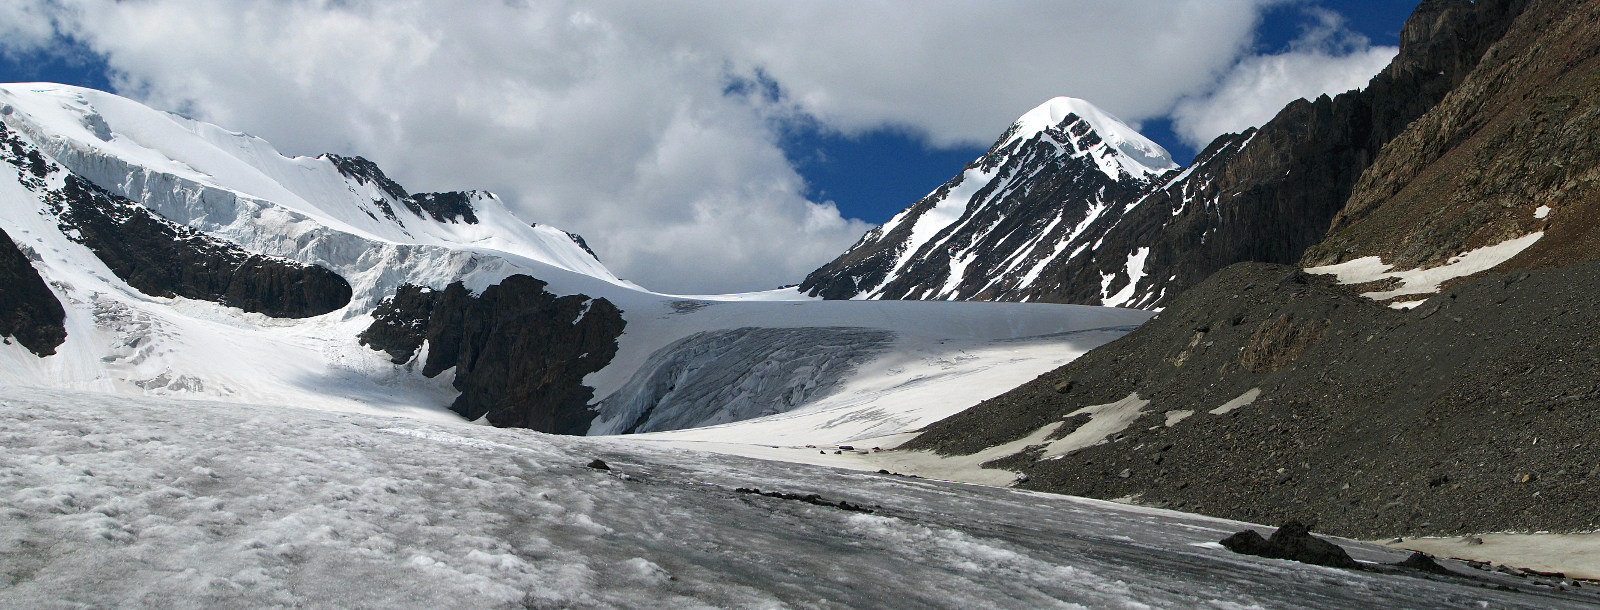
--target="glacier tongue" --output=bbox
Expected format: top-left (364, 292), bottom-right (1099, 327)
top-left (589, 327), bottom-right (894, 435)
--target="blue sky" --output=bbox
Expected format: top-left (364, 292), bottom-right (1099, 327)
top-left (0, 0), bottom-right (1418, 293)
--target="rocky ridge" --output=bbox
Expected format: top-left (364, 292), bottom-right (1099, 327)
top-left (803, 0), bottom-right (1525, 309)
top-left (1306, 0), bottom-right (1600, 275)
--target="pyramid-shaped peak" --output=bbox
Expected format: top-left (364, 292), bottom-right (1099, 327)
top-left (1005, 96), bottom-right (1177, 178)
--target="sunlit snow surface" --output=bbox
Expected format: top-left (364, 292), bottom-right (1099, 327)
top-left (4, 388), bottom-right (1595, 609)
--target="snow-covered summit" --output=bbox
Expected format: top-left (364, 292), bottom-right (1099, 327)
top-left (798, 95), bottom-right (1176, 302)
top-left (1003, 97), bottom-right (1177, 180)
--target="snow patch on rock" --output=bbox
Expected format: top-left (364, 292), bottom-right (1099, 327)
top-left (1305, 232), bottom-right (1544, 301)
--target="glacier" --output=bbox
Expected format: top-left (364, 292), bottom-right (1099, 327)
top-left (1, 387), bottom-right (1592, 608)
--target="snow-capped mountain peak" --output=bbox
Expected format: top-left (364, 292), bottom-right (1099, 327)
top-left (1002, 96), bottom-right (1177, 180)
top-left (798, 95), bottom-right (1175, 302)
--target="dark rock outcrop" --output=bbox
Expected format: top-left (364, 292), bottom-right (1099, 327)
top-left (323, 153), bottom-right (481, 224)
top-left (324, 154), bottom-right (410, 202)
top-left (1220, 522), bottom-right (1358, 569)
top-left (563, 230), bottom-right (599, 262)
top-left (324, 153), bottom-right (411, 223)
top-left (358, 284), bottom-right (438, 363)
top-left (0, 226), bottom-right (67, 356)
top-left (55, 175), bottom-right (352, 318)
top-left (359, 275), bottom-right (626, 433)
top-left (408, 192), bottom-right (479, 224)
top-left (904, 258), bottom-right (1600, 538)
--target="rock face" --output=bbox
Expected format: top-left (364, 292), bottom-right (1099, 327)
top-left (905, 259), bottom-right (1600, 538)
top-left (589, 327), bottom-right (895, 435)
top-left (802, 0), bottom-right (1524, 309)
top-left (360, 276), bottom-right (626, 434)
top-left (1306, 0), bottom-right (1600, 276)
top-left (0, 226), bottom-right (66, 356)
top-left (408, 191), bottom-right (480, 225)
top-left (55, 175), bottom-right (352, 318)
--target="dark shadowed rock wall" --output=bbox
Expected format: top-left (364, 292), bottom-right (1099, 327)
top-left (55, 176), bottom-right (352, 318)
top-left (0, 226), bottom-right (67, 356)
top-left (360, 276), bottom-right (626, 434)
top-left (1306, 0), bottom-right (1600, 275)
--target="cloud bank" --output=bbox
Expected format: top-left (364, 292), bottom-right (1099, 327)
top-left (5, 0), bottom-right (1394, 293)
top-left (1170, 8), bottom-right (1399, 147)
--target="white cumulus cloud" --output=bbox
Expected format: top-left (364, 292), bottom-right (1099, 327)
top-left (13, 0), bottom-right (1295, 293)
top-left (1170, 7), bottom-right (1398, 147)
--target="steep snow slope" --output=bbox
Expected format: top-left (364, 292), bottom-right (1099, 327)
top-left (0, 83), bottom-right (620, 308)
top-left (5, 387), bottom-right (1593, 609)
top-left (0, 82), bottom-right (1151, 437)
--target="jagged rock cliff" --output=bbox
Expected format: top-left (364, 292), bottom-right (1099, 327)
top-left (1306, 0), bottom-right (1598, 277)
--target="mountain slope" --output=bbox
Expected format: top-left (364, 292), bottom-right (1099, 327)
top-left (802, 0), bottom-right (1524, 309)
top-left (1304, 0), bottom-right (1600, 285)
top-left (0, 83), bottom-right (1149, 438)
top-left (891, 0), bottom-right (1600, 541)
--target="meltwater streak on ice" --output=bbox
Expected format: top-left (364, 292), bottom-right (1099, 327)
top-left (2, 387), bottom-right (1592, 609)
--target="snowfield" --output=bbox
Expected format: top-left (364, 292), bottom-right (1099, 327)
top-left (4, 388), bottom-right (1595, 609)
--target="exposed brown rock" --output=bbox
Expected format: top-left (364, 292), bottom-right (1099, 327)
top-left (1307, 0), bottom-right (1600, 276)
top-left (903, 259), bottom-right (1600, 539)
